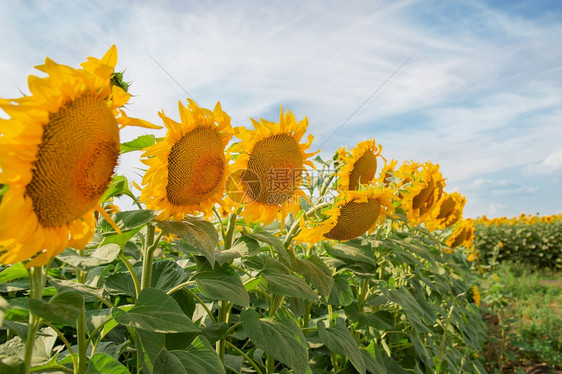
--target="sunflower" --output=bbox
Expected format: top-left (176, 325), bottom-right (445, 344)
top-left (140, 99), bottom-right (233, 220)
top-left (425, 191), bottom-right (466, 231)
top-left (337, 138), bottom-right (383, 191)
top-left (0, 46), bottom-right (158, 267)
top-left (446, 218), bottom-right (475, 252)
top-left (398, 162), bottom-right (446, 226)
top-left (229, 108), bottom-right (318, 225)
top-left (467, 247), bottom-right (480, 262)
top-left (471, 285), bottom-right (481, 307)
top-left (377, 159), bottom-right (398, 187)
top-left (295, 187), bottom-right (394, 245)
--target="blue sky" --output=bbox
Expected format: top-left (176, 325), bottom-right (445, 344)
top-left (1, 0), bottom-right (561, 218)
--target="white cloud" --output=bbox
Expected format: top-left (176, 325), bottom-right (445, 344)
top-left (468, 178), bottom-right (538, 196)
top-left (526, 150), bottom-right (562, 176)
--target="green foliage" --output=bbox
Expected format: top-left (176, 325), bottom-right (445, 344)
top-left (0, 178), bottom-right (488, 373)
top-left (481, 263), bottom-right (562, 371)
top-left (474, 220), bottom-right (562, 269)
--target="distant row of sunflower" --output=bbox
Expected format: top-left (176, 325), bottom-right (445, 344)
top-left (476, 213), bottom-right (562, 226)
top-left (0, 46), bottom-right (475, 268)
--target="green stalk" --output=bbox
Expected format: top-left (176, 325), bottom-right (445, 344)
top-left (84, 318), bottom-right (112, 349)
top-left (24, 312), bottom-right (40, 372)
top-left (24, 266), bottom-right (45, 373)
top-left (223, 322), bottom-right (241, 338)
top-left (165, 280), bottom-right (196, 296)
top-left (268, 294), bottom-right (284, 317)
top-left (216, 300), bottom-right (231, 361)
top-left (76, 252), bottom-right (88, 374)
top-left (24, 262), bottom-right (50, 373)
top-left (76, 306), bottom-right (87, 374)
top-left (141, 225), bottom-right (163, 290)
top-left (181, 287), bottom-right (217, 323)
top-left (319, 173), bottom-right (336, 196)
top-left (327, 305), bottom-right (334, 323)
top-left (303, 301), bottom-right (313, 328)
top-left (266, 354), bottom-right (275, 373)
top-left (358, 278), bottom-right (370, 309)
top-left (122, 325), bottom-right (143, 374)
top-left (283, 210), bottom-right (305, 248)
top-left (118, 252), bottom-right (140, 300)
top-left (225, 341), bottom-right (263, 374)
top-left (305, 202), bottom-right (331, 216)
top-left (436, 293), bottom-right (464, 373)
top-left (223, 213), bottom-right (237, 250)
top-left (283, 203), bottom-right (331, 249)
top-left (212, 207), bottom-right (226, 242)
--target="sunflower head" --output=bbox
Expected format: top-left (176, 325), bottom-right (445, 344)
top-left (467, 247), bottom-right (480, 262)
top-left (398, 162), bottom-right (446, 226)
top-left (337, 138), bottom-right (383, 191)
top-left (378, 159), bottom-right (398, 187)
top-left (0, 46), bottom-right (156, 267)
top-left (426, 191), bottom-right (466, 231)
top-left (446, 218), bottom-right (475, 251)
top-left (295, 187), bottom-right (394, 245)
top-left (229, 107), bottom-right (318, 225)
top-left (470, 285), bottom-right (481, 307)
top-left (140, 99), bottom-right (233, 220)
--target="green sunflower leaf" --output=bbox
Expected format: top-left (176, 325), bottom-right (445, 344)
top-left (85, 353), bottom-right (129, 374)
top-left (28, 287), bottom-right (84, 326)
top-left (241, 309), bottom-right (308, 374)
top-left (317, 318), bottom-right (366, 374)
top-left (120, 134), bottom-right (157, 154)
top-left (111, 288), bottom-right (199, 333)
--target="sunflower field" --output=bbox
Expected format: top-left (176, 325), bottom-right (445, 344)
top-left (0, 47), bottom-right (487, 373)
top-left (474, 214), bottom-right (562, 269)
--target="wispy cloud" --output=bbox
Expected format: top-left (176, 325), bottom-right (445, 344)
top-left (468, 178), bottom-right (538, 196)
top-left (1, 0), bottom-right (560, 217)
top-left (526, 150), bottom-right (562, 176)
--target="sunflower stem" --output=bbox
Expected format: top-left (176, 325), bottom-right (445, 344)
top-left (223, 213), bottom-right (237, 250)
top-left (266, 354), bottom-right (275, 373)
top-left (24, 266), bottom-right (45, 374)
top-left (75, 251), bottom-right (89, 374)
top-left (181, 286), bottom-right (217, 323)
top-left (141, 224), bottom-right (163, 290)
top-left (303, 300), bottom-right (313, 328)
top-left (436, 292), bottom-right (465, 373)
top-left (225, 341), bottom-right (263, 374)
top-left (118, 252), bottom-right (140, 300)
top-left (216, 300), bottom-right (231, 362)
top-left (305, 202), bottom-right (331, 216)
top-left (165, 280), bottom-right (196, 295)
top-left (319, 173), bottom-right (336, 196)
top-left (283, 210), bottom-right (305, 248)
top-left (76, 304), bottom-right (87, 374)
top-left (283, 203), bottom-right (332, 248)
top-left (212, 207), bottom-right (227, 242)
